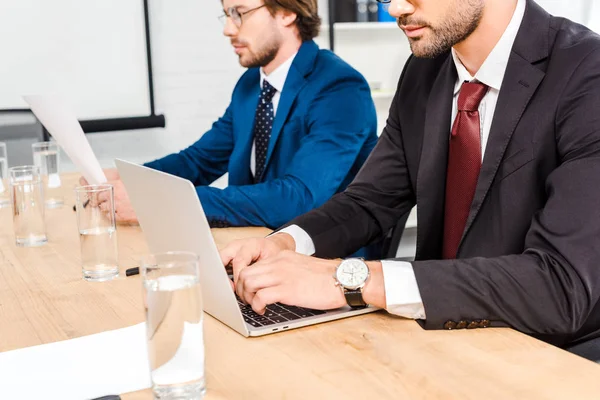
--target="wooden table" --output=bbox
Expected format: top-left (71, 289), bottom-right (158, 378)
top-left (1, 174), bottom-right (600, 399)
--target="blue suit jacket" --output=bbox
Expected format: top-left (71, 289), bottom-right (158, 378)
top-left (145, 40), bottom-right (377, 229)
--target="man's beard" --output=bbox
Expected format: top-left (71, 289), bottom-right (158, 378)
top-left (238, 35), bottom-right (281, 68)
top-left (399, 2), bottom-right (483, 58)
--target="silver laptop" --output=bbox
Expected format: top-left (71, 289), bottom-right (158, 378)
top-left (115, 159), bottom-right (377, 337)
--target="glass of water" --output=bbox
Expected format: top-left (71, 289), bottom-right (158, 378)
top-left (0, 142), bottom-right (9, 208)
top-left (74, 184), bottom-right (119, 281)
top-left (9, 165), bottom-right (47, 247)
top-left (32, 141), bottom-right (63, 208)
top-left (142, 252), bottom-right (206, 400)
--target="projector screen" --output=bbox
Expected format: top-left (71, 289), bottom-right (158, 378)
top-left (0, 0), bottom-right (152, 121)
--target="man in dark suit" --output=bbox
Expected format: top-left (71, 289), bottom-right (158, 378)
top-left (83, 0), bottom-right (377, 228)
top-left (220, 0), bottom-right (600, 351)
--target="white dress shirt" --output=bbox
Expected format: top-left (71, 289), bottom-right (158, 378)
top-left (279, 0), bottom-right (526, 320)
top-left (250, 52), bottom-right (298, 176)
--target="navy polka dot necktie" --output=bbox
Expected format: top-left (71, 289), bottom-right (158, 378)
top-left (253, 80), bottom-right (277, 182)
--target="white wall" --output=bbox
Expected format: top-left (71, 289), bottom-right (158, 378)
top-left (77, 0), bottom-right (244, 170)
top-left (589, 1), bottom-right (600, 32)
top-left (536, 0), bottom-right (592, 25)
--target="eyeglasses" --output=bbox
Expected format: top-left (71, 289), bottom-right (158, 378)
top-left (219, 4), bottom-right (266, 28)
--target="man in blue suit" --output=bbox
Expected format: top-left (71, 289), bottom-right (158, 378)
top-left (89, 0), bottom-right (377, 229)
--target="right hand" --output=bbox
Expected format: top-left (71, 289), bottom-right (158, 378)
top-left (219, 233), bottom-right (296, 287)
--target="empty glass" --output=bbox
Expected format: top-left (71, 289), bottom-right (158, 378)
top-left (0, 142), bottom-right (9, 208)
top-left (32, 141), bottom-right (63, 208)
top-left (142, 252), bottom-right (206, 400)
top-left (9, 166), bottom-right (47, 247)
top-left (75, 184), bottom-right (119, 281)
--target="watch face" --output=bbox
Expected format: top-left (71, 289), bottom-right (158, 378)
top-left (336, 259), bottom-right (369, 289)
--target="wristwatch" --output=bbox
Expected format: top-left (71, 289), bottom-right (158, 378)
top-left (334, 258), bottom-right (370, 308)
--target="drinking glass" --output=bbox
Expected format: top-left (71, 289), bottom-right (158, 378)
top-left (142, 252), bottom-right (206, 400)
top-left (75, 184), bottom-right (119, 281)
top-left (9, 165), bottom-right (47, 247)
top-left (0, 142), bottom-right (9, 208)
top-left (32, 141), bottom-right (63, 208)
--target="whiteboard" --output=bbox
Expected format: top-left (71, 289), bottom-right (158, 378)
top-left (0, 0), bottom-right (151, 120)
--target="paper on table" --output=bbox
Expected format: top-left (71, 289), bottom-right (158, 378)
top-left (23, 95), bottom-right (107, 185)
top-left (0, 323), bottom-right (152, 400)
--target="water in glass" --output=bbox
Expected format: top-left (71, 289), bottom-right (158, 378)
top-left (0, 157), bottom-right (9, 208)
top-left (33, 149), bottom-right (63, 207)
top-left (11, 179), bottom-right (47, 246)
top-left (144, 274), bottom-right (206, 399)
top-left (79, 226), bottom-right (118, 281)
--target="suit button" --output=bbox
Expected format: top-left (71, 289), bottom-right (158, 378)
top-left (467, 321), bottom-right (479, 329)
top-left (480, 319), bottom-right (490, 328)
top-left (456, 320), bottom-right (468, 329)
top-left (444, 321), bottom-right (457, 330)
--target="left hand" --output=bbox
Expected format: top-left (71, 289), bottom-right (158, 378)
top-left (235, 250), bottom-right (346, 314)
top-left (220, 234), bottom-right (296, 286)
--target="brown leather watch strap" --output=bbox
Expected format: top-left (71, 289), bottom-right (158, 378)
top-left (344, 288), bottom-right (367, 308)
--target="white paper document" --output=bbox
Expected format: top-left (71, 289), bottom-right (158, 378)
top-left (23, 95), bottom-right (107, 185)
top-left (0, 323), bottom-right (152, 400)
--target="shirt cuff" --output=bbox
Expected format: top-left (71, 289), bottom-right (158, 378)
top-left (273, 225), bottom-right (316, 255)
top-left (380, 260), bottom-right (426, 319)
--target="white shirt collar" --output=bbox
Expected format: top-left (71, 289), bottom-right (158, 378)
top-left (452, 0), bottom-right (526, 94)
top-left (259, 52), bottom-right (298, 93)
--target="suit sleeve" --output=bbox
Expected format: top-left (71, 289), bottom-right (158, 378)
top-left (143, 104), bottom-right (234, 186)
top-left (286, 57), bottom-right (416, 257)
top-left (196, 73), bottom-right (377, 229)
top-left (410, 48), bottom-right (600, 336)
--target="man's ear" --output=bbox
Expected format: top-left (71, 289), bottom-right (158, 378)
top-left (278, 8), bottom-right (298, 27)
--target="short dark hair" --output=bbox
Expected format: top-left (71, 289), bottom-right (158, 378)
top-left (264, 0), bottom-right (321, 41)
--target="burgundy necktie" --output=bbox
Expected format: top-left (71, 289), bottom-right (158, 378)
top-left (442, 82), bottom-right (489, 259)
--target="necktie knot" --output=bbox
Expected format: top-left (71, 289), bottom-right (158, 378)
top-left (457, 82), bottom-right (488, 112)
top-left (260, 80), bottom-right (277, 103)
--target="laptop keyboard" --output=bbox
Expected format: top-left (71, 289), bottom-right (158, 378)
top-left (237, 298), bottom-right (326, 328)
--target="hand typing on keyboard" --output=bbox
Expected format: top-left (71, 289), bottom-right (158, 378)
top-left (225, 248), bottom-right (347, 314)
top-left (220, 235), bottom-right (294, 284)
top-left (220, 236), bottom-right (386, 314)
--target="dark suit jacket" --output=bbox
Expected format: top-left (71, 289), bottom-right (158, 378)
top-left (287, 1), bottom-right (600, 347)
top-left (144, 40), bottom-right (378, 229)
